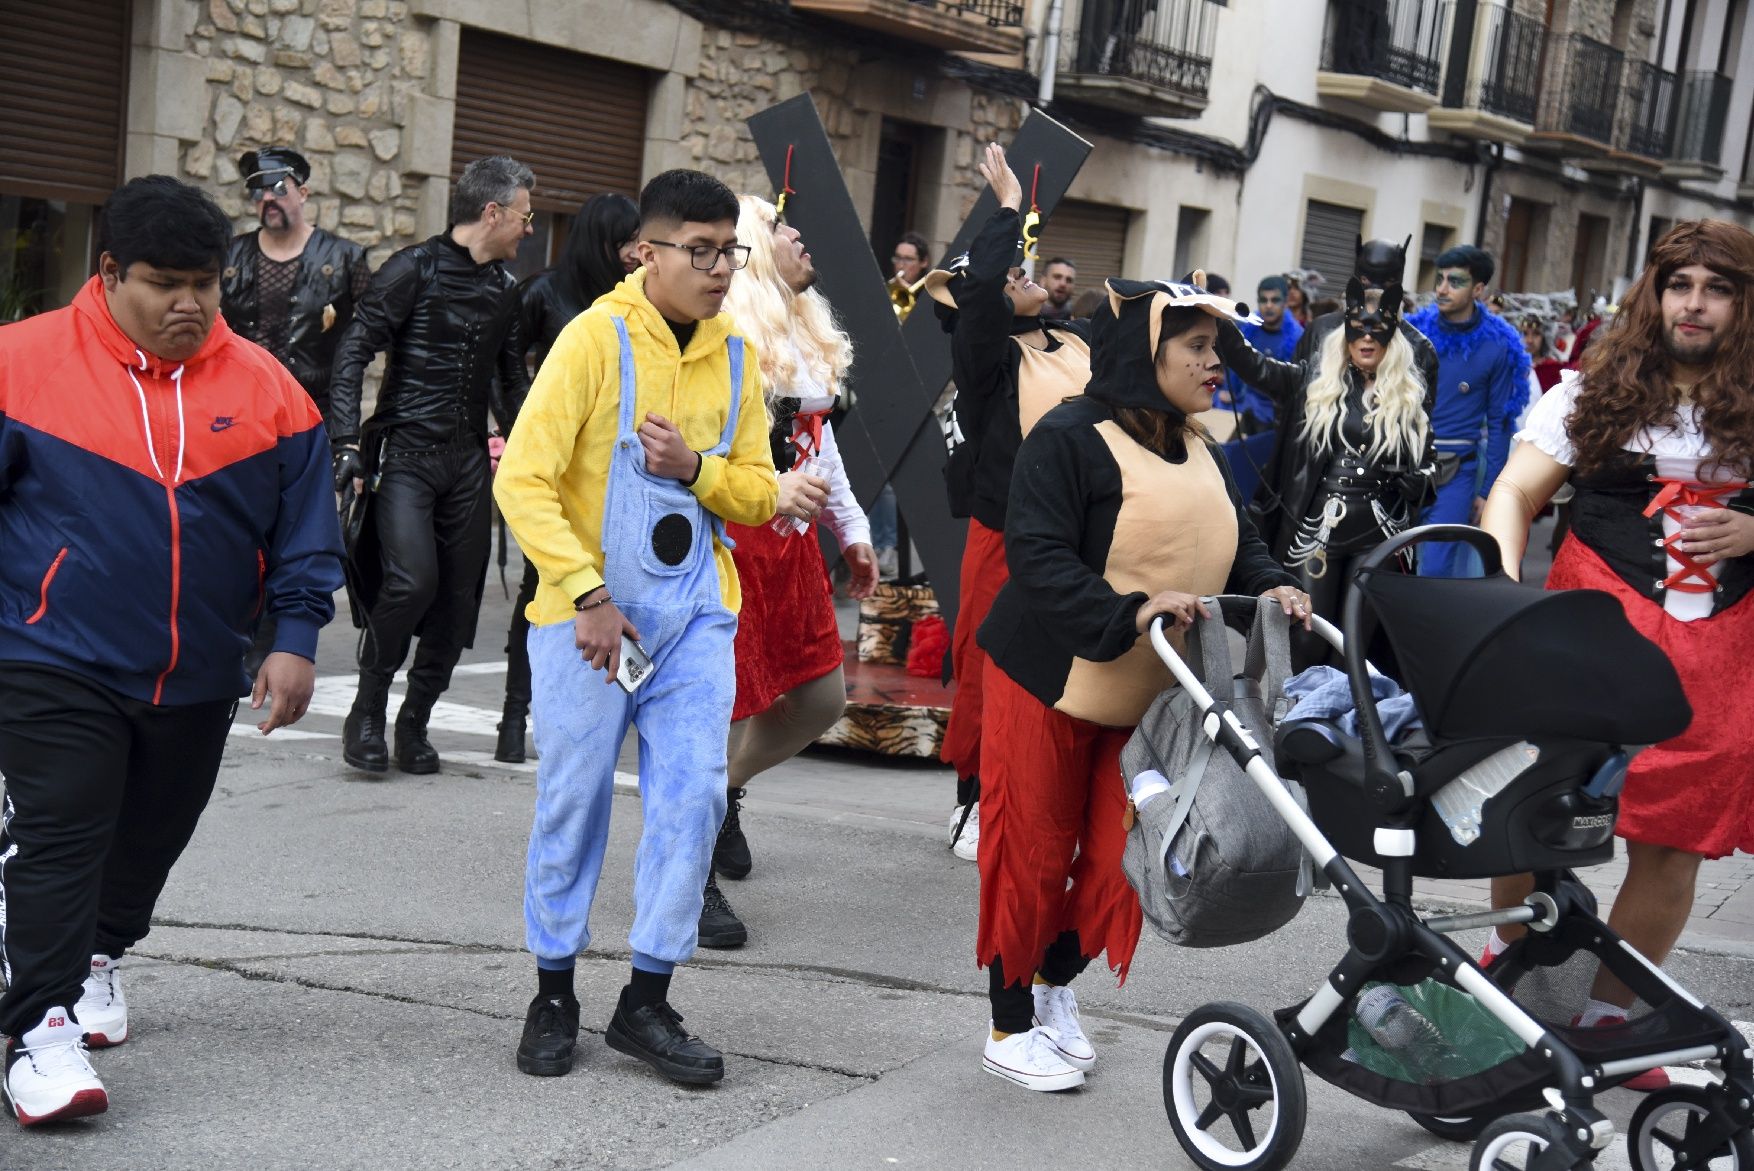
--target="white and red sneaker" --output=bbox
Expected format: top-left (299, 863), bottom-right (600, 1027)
top-left (76, 955), bottom-right (127, 1048)
top-left (3, 1008), bottom-right (108, 1126)
top-left (1571, 1011), bottom-right (1671, 1092)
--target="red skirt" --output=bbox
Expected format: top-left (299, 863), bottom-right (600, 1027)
top-left (728, 519), bottom-right (844, 722)
top-left (1548, 536), bottom-right (1754, 858)
top-left (940, 518), bottom-right (1009, 781)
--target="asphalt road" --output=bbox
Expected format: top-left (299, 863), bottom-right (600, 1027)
top-left (4, 567), bottom-right (1750, 1170)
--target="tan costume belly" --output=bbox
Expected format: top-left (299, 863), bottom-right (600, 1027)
top-left (1015, 332), bottom-right (1091, 437)
top-left (1056, 424), bottom-right (1238, 727)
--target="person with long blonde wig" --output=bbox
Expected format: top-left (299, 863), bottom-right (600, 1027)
top-left (693, 194), bottom-right (879, 949)
top-left (1216, 276), bottom-right (1434, 649)
top-left (1479, 220), bottom-right (1754, 1087)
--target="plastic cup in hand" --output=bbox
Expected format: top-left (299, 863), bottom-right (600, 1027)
top-left (771, 455), bottom-right (828, 537)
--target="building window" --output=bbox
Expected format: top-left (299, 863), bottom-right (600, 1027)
top-left (1571, 212), bottom-right (1611, 299)
top-left (1, 195), bottom-right (95, 321)
top-left (1172, 206), bottom-right (1211, 281)
top-left (1416, 221), bottom-right (1454, 293)
top-left (1299, 199), bottom-right (1366, 292)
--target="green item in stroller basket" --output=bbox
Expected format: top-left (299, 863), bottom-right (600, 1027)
top-left (1342, 980), bottom-right (1526, 1085)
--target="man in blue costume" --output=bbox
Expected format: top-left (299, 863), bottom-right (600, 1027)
top-left (1222, 274), bottom-right (1302, 432)
top-left (1407, 245), bottom-right (1529, 576)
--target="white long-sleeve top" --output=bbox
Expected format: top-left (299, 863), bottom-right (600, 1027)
top-left (776, 340), bottom-right (870, 551)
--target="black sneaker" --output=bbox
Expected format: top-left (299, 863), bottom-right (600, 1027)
top-left (713, 787), bottom-right (752, 879)
top-left (698, 872), bottom-right (747, 949)
top-left (516, 992), bottom-right (580, 1077)
top-left (605, 995), bottom-right (723, 1085)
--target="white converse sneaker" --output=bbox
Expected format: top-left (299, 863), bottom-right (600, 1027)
top-left (3, 1008), bottom-right (108, 1126)
top-left (982, 1024), bottom-right (1085, 1092)
top-left (1032, 983), bottom-right (1096, 1070)
top-left (76, 955), bottom-right (128, 1048)
top-left (948, 802), bottom-right (980, 862)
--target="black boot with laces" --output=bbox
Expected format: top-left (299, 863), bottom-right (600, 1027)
top-left (713, 787), bottom-right (751, 879)
top-left (696, 869), bottom-right (747, 949)
top-left (516, 991), bottom-right (580, 1077)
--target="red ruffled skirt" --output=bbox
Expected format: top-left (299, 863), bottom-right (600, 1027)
top-left (728, 519), bottom-right (844, 722)
top-left (1548, 536), bottom-right (1754, 858)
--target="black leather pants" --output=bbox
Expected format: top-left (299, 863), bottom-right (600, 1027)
top-left (360, 440), bottom-right (492, 703)
top-left (502, 558), bottom-right (539, 717)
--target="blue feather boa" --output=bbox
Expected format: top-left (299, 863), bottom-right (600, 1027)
top-left (1407, 304), bottom-right (1532, 395)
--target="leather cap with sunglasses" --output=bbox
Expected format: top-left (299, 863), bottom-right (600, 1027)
top-left (239, 147), bottom-right (310, 198)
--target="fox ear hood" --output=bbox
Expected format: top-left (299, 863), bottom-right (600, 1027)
top-left (1085, 278), bottom-right (1260, 412)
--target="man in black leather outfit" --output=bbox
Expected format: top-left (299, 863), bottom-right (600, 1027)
top-left (222, 147), bottom-right (370, 679)
top-left (221, 147), bottom-right (370, 424)
top-left (329, 155), bottom-right (533, 776)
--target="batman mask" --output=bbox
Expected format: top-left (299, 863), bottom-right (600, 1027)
top-left (1343, 276), bottom-right (1402, 346)
top-left (1355, 234), bottom-right (1411, 289)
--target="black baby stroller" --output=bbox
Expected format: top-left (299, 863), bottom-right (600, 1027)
top-left (1142, 525), bottom-right (1754, 1171)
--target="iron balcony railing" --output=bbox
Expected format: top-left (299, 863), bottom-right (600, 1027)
top-left (1536, 32), bottom-right (1622, 145)
top-left (1468, 2), bottom-right (1543, 123)
top-left (1618, 59), bottom-right (1679, 159)
top-left (1671, 70), bottom-right (1733, 167)
top-left (1322, 0), bottom-right (1446, 95)
top-left (1062, 0), bottom-right (1218, 105)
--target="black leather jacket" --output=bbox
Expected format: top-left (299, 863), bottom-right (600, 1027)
top-left (517, 269), bottom-right (584, 377)
top-left (328, 233), bottom-right (528, 449)
top-left (221, 227), bottom-right (369, 411)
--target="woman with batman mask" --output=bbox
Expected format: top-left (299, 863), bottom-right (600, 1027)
top-left (1217, 277), bottom-right (1435, 651)
top-left (971, 278), bottom-right (1306, 1093)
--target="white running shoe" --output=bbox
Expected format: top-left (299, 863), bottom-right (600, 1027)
top-left (1032, 983), bottom-right (1096, 1070)
top-left (76, 955), bottom-right (127, 1048)
top-left (982, 1024), bottom-right (1086, 1092)
top-left (948, 803), bottom-right (980, 862)
top-left (3, 1008), bottom-right (108, 1126)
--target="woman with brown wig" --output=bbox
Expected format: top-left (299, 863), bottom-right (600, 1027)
top-left (1480, 219), bottom-right (1754, 1088)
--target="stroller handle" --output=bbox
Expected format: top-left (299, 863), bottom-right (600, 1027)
top-left (1341, 523), bottom-right (1505, 805)
top-left (1147, 596), bottom-right (1343, 712)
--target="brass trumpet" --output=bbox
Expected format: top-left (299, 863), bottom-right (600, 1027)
top-left (889, 273), bottom-right (926, 321)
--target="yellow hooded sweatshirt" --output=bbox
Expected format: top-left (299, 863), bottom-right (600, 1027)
top-left (494, 268), bottom-right (777, 624)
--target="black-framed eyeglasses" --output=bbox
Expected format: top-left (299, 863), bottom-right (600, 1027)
top-left (494, 203), bottom-right (535, 226)
top-left (646, 240), bottom-right (751, 271)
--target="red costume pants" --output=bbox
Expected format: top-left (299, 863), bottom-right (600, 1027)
top-left (976, 659), bottom-right (1144, 984)
top-left (940, 519), bottom-right (1008, 784)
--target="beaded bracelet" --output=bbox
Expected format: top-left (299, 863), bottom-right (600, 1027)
top-left (574, 591), bottom-right (614, 612)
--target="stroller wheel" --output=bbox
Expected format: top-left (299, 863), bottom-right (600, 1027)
top-left (1470, 1112), bottom-right (1584, 1170)
top-left (1628, 1086), bottom-right (1754, 1170)
top-left (1410, 1111), bottom-right (1490, 1142)
top-left (1163, 1002), bottom-right (1306, 1171)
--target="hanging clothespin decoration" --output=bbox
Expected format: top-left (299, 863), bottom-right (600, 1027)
top-left (1021, 162), bottom-right (1043, 262)
top-left (775, 144), bottom-right (797, 221)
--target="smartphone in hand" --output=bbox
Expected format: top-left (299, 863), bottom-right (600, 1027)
top-left (616, 635), bottom-right (654, 694)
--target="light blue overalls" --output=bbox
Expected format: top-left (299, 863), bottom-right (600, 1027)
top-left (524, 318), bottom-right (744, 973)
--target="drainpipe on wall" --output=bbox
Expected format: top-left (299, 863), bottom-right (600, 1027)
top-left (1623, 177), bottom-right (1646, 282)
top-left (1038, 0), bottom-right (1065, 105)
top-left (1473, 141), bottom-right (1503, 248)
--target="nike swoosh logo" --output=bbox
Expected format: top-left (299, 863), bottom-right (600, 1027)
top-left (211, 419), bottom-right (236, 432)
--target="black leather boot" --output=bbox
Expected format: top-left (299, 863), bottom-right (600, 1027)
top-left (495, 703), bottom-right (528, 764)
top-left (394, 688), bottom-right (441, 774)
top-left (342, 670), bottom-right (392, 774)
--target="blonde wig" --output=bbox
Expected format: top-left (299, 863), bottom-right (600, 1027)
top-left (723, 194), bottom-right (853, 408)
top-left (1300, 310), bottom-right (1428, 464)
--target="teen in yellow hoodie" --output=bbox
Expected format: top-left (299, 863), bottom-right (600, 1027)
top-left (493, 171), bottom-right (776, 1087)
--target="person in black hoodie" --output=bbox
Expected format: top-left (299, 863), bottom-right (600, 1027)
top-left (972, 278), bottom-right (1306, 1093)
top-left (931, 143), bottom-right (1092, 864)
top-left (494, 192), bottom-right (641, 763)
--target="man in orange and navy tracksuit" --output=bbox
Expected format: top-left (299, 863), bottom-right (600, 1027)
top-left (0, 176), bottom-right (344, 1126)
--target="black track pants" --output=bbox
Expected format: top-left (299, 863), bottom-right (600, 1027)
top-left (0, 665), bottom-right (232, 1038)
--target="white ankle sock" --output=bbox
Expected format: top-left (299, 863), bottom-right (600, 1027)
top-left (1577, 998), bottom-right (1626, 1028)
top-left (1483, 929), bottom-right (1508, 960)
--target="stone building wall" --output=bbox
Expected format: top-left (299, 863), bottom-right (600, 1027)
top-left (180, 0), bottom-right (431, 268)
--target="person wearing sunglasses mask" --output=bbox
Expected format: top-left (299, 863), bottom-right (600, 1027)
top-left (1405, 245), bottom-right (1530, 577)
top-left (220, 148), bottom-right (370, 429)
top-left (328, 155), bottom-right (534, 778)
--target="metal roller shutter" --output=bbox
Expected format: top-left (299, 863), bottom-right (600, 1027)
top-left (1299, 200), bottom-right (1366, 289)
top-left (0, 0), bottom-right (130, 203)
top-left (453, 31), bottom-right (650, 213)
top-left (1036, 199), bottom-right (1131, 287)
